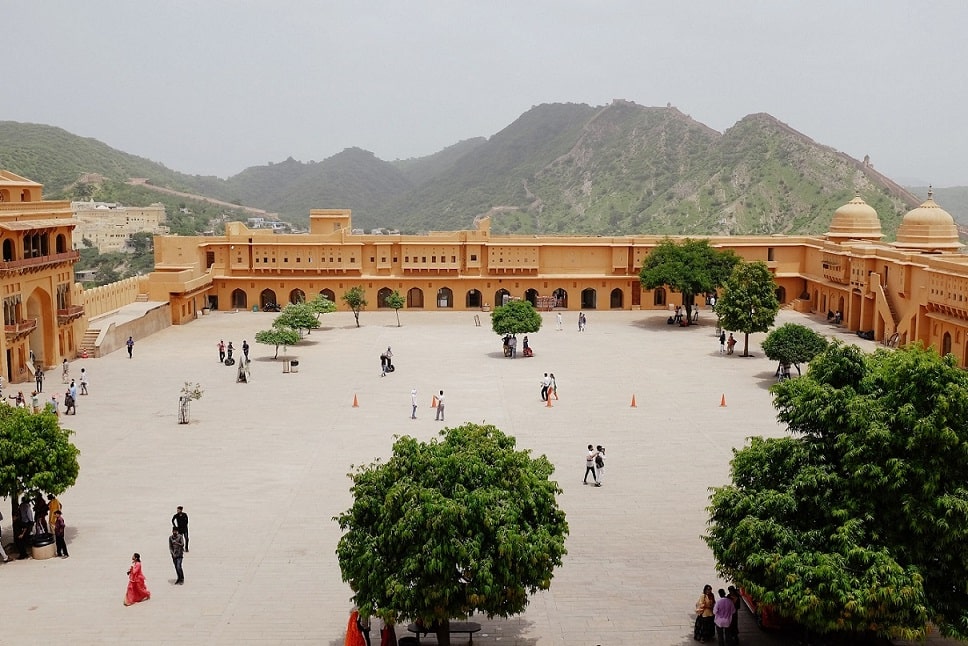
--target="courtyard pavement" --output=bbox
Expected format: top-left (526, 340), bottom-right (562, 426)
top-left (0, 307), bottom-right (960, 645)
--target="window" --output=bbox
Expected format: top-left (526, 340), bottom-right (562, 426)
top-left (470, 254), bottom-right (477, 261)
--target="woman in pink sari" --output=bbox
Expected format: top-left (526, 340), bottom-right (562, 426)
top-left (124, 553), bottom-right (151, 606)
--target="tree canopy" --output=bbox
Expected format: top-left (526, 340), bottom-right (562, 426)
top-left (761, 322), bottom-right (829, 375)
top-left (273, 302), bottom-right (321, 335)
top-left (254, 327), bottom-right (300, 359)
top-left (0, 406), bottom-right (80, 511)
top-left (385, 290), bottom-right (405, 327)
top-left (714, 261), bottom-right (780, 356)
top-left (308, 294), bottom-right (337, 320)
top-left (343, 286), bottom-right (367, 327)
top-left (705, 342), bottom-right (968, 640)
top-left (639, 238), bottom-right (739, 321)
top-left (490, 299), bottom-right (542, 337)
top-left (335, 423), bottom-right (568, 646)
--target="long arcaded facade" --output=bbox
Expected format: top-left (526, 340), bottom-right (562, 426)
top-left (146, 196), bottom-right (968, 366)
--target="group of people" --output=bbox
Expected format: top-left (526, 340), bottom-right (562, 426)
top-left (0, 492), bottom-right (67, 562)
top-left (694, 584), bottom-right (740, 644)
top-left (5, 368), bottom-right (87, 416)
top-left (540, 373), bottom-right (557, 401)
top-left (218, 339), bottom-right (250, 364)
top-left (718, 331), bottom-right (737, 355)
top-left (582, 444), bottom-right (605, 486)
top-left (124, 505), bottom-right (190, 606)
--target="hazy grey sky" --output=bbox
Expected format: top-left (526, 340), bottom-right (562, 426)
top-left (3, 1), bottom-right (966, 185)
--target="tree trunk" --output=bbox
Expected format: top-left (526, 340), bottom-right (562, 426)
top-left (395, 310), bottom-right (401, 327)
top-left (434, 619), bottom-right (451, 646)
top-left (743, 332), bottom-right (750, 357)
top-left (274, 345), bottom-right (279, 359)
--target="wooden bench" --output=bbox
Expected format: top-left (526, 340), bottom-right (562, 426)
top-left (406, 621), bottom-right (482, 644)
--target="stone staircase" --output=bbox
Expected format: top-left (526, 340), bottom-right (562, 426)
top-left (79, 328), bottom-right (100, 358)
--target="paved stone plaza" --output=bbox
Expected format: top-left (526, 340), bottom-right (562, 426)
top-left (0, 308), bottom-right (959, 645)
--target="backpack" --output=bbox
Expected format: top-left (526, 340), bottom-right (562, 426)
top-left (595, 454), bottom-right (604, 469)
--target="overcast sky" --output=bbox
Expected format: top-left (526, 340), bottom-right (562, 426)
top-left (3, 1), bottom-right (966, 186)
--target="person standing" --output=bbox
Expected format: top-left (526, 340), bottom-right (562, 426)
top-left (226, 341), bottom-right (234, 362)
top-left (719, 331), bottom-right (726, 353)
top-left (556, 312), bottom-right (563, 331)
top-left (595, 445), bottom-right (605, 484)
top-left (410, 389), bottom-right (418, 420)
top-left (380, 351), bottom-right (388, 377)
top-left (714, 588), bottom-right (736, 646)
top-left (578, 312), bottom-right (584, 332)
top-left (550, 373), bottom-right (559, 400)
top-left (33, 492), bottom-right (49, 534)
top-left (694, 584), bottom-right (715, 643)
top-left (69, 379), bottom-right (78, 409)
top-left (0, 511), bottom-right (10, 562)
top-left (64, 389), bottom-right (76, 415)
top-left (47, 494), bottom-right (62, 530)
top-left (218, 340), bottom-right (226, 363)
top-left (583, 445), bottom-right (600, 486)
top-left (30, 391), bottom-right (40, 413)
top-left (726, 333), bottom-right (736, 355)
top-left (126, 336), bottom-right (134, 358)
top-left (540, 373), bottom-right (550, 401)
top-left (47, 394), bottom-right (59, 417)
top-left (169, 527), bottom-right (185, 585)
top-left (726, 585), bottom-right (741, 645)
top-left (172, 506), bottom-right (189, 552)
top-left (53, 510), bottom-right (69, 558)
top-left (79, 367), bottom-right (89, 395)
top-left (242, 340), bottom-right (250, 361)
top-left (124, 553), bottom-right (151, 605)
top-left (62, 358), bottom-right (70, 384)
top-left (435, 390), bottom-right (445, 421)
top-left (35, 367), bottom-right (44, 393)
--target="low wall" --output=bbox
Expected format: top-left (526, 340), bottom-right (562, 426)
top-left (95, 303), bottom-right (171, 357)
top-left (81, 276), bottom-right (150, 320)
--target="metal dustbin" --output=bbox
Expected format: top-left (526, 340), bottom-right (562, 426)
top-left (252, 305), bottom-right (259, 312)
top-left (31, 532), bottom-right (56, 560)
top-left (282, 359), bottom-right (291, 373)
top-left (290, 360), bottom-right (299, 373)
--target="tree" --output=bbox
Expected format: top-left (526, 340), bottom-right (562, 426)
top-left (335, 423), bottom-right (568, 646)
top-left (342, 286), bottom-right (367, 327)
top-left (639, 238), bottom-right (740, 324)
top-left (307, 294), bottom-right (336, 323)
top-left (705, 343), bottom-right (968, 640)
top-left (254, 327), bottom-right (300, 359)
top-left (714, 261), bottom-right (780, 357)
top-left (0, 406), bottom-right (80, 516)
top-left (386, 290), bottom-right (405, 327)
top-left (761, 323), bottom-right (829, 376)
top-left (126, 231), bottom-right (154, 255)
top-left (490, 299), bottom-right (542, 338)
top-left (273, 302), bottom-right (320, 335)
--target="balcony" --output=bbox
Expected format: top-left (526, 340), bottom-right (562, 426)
top-left (57, 304), bottom-right (85, 326)
top-left (4, 318), bottom-right (37, 342)
top-left (0, 250), bottom-right (81, 275)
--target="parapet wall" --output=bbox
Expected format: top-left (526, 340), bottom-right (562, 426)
top-left (81, 276), bottom-right (150, 319)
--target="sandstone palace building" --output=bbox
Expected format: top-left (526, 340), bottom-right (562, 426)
top-left (4, 169), bottom-right (968, 382)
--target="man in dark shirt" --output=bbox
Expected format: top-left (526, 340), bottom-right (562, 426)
top-left (172, 506), bottom-right (189, 551)
top-left (169, 527), bottom-right (185, 584)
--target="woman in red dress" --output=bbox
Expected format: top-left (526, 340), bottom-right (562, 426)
top-left (124, 553), bottom-right (151, 606)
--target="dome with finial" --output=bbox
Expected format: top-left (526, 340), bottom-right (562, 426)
top-left (826, 193), bottom-right (882, 241)
top-left (893, 188), bottom-right (962, 251)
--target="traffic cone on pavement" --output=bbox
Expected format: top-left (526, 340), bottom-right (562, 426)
top-left (352, 394), bottom-right (359, 408)
top-left (630, 394), bottom-right (637, 408)
top-left (720, 394), bottom-right (727, 407)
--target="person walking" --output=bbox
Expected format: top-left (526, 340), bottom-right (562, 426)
top-left (79, 367), bottom-right (89, 395)
top-left (126, 336), bottom-right (134, 358)
top-left (719, 331), bottom-right (726, 353)
top-left (595, 445), bottom-right (605, 484)
top-left (53, 510), bottom-right (69, 558)
top-left (48, 394), bottom-right (59, 417)
top-left (410, 389), bottom-right (418, 420)
top-left (62, 358), bottom-right (70, 384)
top-left (713, 588), bottom-right (736, 646)
top-left (172, 506), bottom-right (189, 552)
top-left (218, 340), bottom-right (226, 363)
top-left (242, 340), bottom-right (250, 361)
top-left (583, 445), bottom-right (600, 486)
top-left (726, 333), bottom-right (736, 355)
top-left (64, 389), bottom-right (76, 415)
top-left (69, 379), bottom-right (78, 408)
top-left (550, 373), bottom-right (559, 400)
top-left (435, 390), bottom-right (445, 421)
top-left (556, 312), bottom-right (563, 331)
top-left (124, 553), bottom-right (151, 605)
top-left (30, 391), bottom-right (40, 413)
top-left (540, 373), bottom-right (551, 401)
top-left (35, 367), bottom-right (44, 393)
top-left (226, 341), bottom-right (234, 362)
top-left (169, 527), bottom-right (185, 585)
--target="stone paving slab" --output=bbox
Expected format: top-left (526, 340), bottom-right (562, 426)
top-left (0, 308), bottom-right (960, 645)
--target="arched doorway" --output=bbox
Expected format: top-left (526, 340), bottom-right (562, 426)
top-left (260, 289), bottom-right (277, 310)
top-left (775, 286), bottom-right (786, 304)
top-left (26, 288), bottom-right (53, 366)
top-left (942, 332), bottom-right (952, 357)
top-left (55, 234), bottom-right (67, 254)
top-left (231, 289), bottom-right (247, 309)
top-left (407, 287), bottom-right (424, 308)
top-left (581, 288), bottom-right (597, 309)
top-left (466, 289), bottom-right (482, 309)
top-left (524, 289), bottom-right (538, 307)
top-left (320, 289), bottom-right (335, 303)
top-left (653, 288), bottom-right (666, 307)
top-left (289, 289), bottom-right (306, 304)
top-left (610, 288), bottom-right (623, 309)
top-left (495, 289), bottom-right (510, 306)
top-left (437, 287), bottom-right (453, 308)
top-left (377, 287), bottom-right (393, 308)
top-left (2, 239), bottom-right (13, 261)
top-left (552, 288), bottom-right (568, 308)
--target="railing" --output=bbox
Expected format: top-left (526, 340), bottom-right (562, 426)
top-left (57, 305), bottom-right (85, 325)
top-left (0, 250), bottom-right (81, 273)
top-left (4, 318), bottom-right (38, 338)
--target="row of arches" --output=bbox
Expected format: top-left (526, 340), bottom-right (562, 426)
top-left (229, 286), bottom-right (673, 310)
top-left (2, 233), bottom-right (69, 263)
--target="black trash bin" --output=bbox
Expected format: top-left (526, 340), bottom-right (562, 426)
top-left (290, 360), bottom-right (299, 373)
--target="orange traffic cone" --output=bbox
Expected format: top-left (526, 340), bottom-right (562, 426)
top-left (720, 394), bottom-right (727, 408)
top-left (630, 394), bottom-right (637, 408)
top-left (352, 394), bottom-right (359, 408)
top-left (546, 395), bottom-right (553, 408)
top-left (431, 395), bottom-right (438, 408)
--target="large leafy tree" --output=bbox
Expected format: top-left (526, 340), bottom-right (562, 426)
top-left (0, 406), bottom-right (80, 516)
top-left (386, 289), bottom-right (405, 327)
top-left (490, 299), bottom-right (542, 337)
top-left (342, 286), bottom-right (367, 327)
top-left (254, 326), bottom-right (300, 359)
top-left (335, 423), bottom-right (568, 646)
top-left (715, 261), bottom-right (780, 356)
top-left (639, 238), bottom-right (739, 324)
top-left (273, 302), bottom-right (321, 335)
top-left (706, 343), bottom-right (968, 640)
top-left (761, 322), bottom-right (829, 376)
